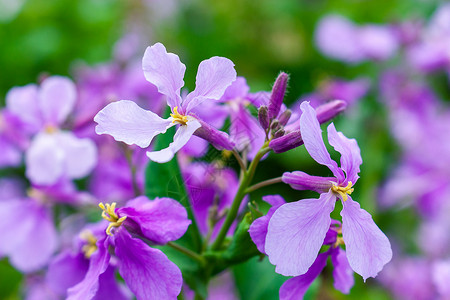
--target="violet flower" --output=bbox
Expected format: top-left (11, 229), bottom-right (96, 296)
top-left (94, 42), bottom-right (236, 163)
top-left (265, 101), bottom-right (392, 280)
top-left (5, 76), bottom-right (98, 185)
top-left (68, 196), bottom-right (191, 299)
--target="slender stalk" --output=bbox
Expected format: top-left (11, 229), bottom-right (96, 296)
top-left (211, 144), bottom-right (271, 251)
top-left (232, 149), bottom-right (246, 171)
top-left (124, 146), bottom-right (141, 197)
top-left (167, 242), bottom-right (206, 265)
top-left (245, 177), bottom-right (283, 194)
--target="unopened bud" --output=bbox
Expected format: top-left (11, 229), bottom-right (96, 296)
top-left (270, 120), bottom-right (280, 131)
top-left (269, 130), bottom-right (303, 153)
top-left (316, 100), bottom-right (347, 124)
top-left (273, 128), bottom-right (285, 139)
top-left (278, 109), bottom-right (292, 126)
top-left (258, 105), bottom-right (270, 130)
top-left (268, 72), bottom-right (289, 120)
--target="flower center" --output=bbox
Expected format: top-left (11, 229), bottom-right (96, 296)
top-left (45, 125), bottom-right (57, 134)
top-left (331, 181), bottom-right (354, 202)
top-left (170, 106), bottom-right (188, 125)
top-left (99, 202), bottom-right (127, 236)
top-left (80, 230), bottom-right (98, 258)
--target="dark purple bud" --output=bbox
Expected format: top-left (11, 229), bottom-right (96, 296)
top-left (273, 128), bottom-right (285, 139)
top-left (268, 72), bottom-right (289, 120)
top-left (278, 109), bottom-right (292, 126)
top-left (316, 100), bottom-right (347, 124)
top-left (258, 105), bottom-right (270, 130)
top-left (269, 130), bottom-right (303, 153)
top-left (270, 120), bottom-right (280, 131)
top-left (194, 118), bottom-right (235, 150)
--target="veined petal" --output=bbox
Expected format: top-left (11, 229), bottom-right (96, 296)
top-left (6, 84), bottom-right (43, 131)
top-left (118, 196), bottom-right (191, 245)
top-left (183, 57), bottom-right (236, 112)
top-left (94, 265), bottom-right (132, 300)
top-left (282, 171), bottom-right (334, 193)
top-left (142, 43), bottom-right (184, 109)
top-left (57, 132), bottom-right (98, 179)
top-left (341, 197), bottom-right (392, 281)
top-left (265, 191), bottom-right (336, 276)
top-left (327, 123), bottom-right (362, 184)
top-left (300, 101), bottom-right (345, 182)
top-left (38, 76), bottom-right (76, 126)
top-left (94, 100), bottom-right (173, 148)
top-left (279, 252), bottom-right (328, 300)
top-left (67, 237), bottom-right (111, 300)
top-left (331, 247), bottom-right (354, 294)
top-left (114, 229), bottom-right (182, 300)
top-left (147, 118), bottom-right (201, 163)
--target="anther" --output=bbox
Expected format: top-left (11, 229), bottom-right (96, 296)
top-left (331, 181), bottom-right (354, 201)
top-left (170, 106), bottom-right (188, 125)
top-left (99, 202), bottom-right (127, 236)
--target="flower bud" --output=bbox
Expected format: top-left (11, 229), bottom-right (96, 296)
top-left (269, 130), bottom-right (303, 153)
top-left (194, 118), bottom-right (235, 150)
top-left (258, 105), bottom-right (270, 130)
top-left (316, 100), bottom-right (347, 124)
top-left (278, 109), bottom-right (292, 126)
top-left (270, 120), bottom-right (281, 131)
top-left (268, 72), bottom-right (289, 120)
top-left (273, 128), bottom-right (285, 139)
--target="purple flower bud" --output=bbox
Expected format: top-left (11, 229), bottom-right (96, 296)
top-left (273, 128), bottom-right (285, 139)
top-left (270, 120), bottom-right (280, 131)
top-left (316, 100), bottom-right (347, 124)
top-left (268, 72), bottom-right (289, 119)
top-left (258, 105), bottom-right (270, 130)
top-left (194, 118), bottom-right (235, 150)
top-left (269, 130), bottom-right (303, 153)
top-left (278, 109), bottom-right (292, 126)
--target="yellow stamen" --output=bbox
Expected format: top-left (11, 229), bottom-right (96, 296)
top-left (99, 202), bottom-right (127, 236)
top-left (331, 181), bottom-right (354, 202)
top-left (45, 125), bottom-right (57, 133)
top-left (170, 106), bottom-right (188, 125)
top-left (80, 230), bottom-right (98, 258)
top-left (333, 228), bottom-right (344, 248)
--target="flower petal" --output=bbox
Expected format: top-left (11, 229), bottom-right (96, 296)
top-left (265, 191), bottom-right (336, 276)
top-left (248, 195), bottom-right (286, 254)
top-left (327, 123), bottom-right (362, 184)
top-left (94, 100), bottom-right (173, 148)
top-left (341, 197), bottom-right (392, 281)
top-left (142, 43), bottom-right (185, 109)
top-left (331, 248), bottom-right (354, 294)
top-left (147, 118), bottom-right (201, 163)
top-left (183, 57), bottom-right (236, 112)
top-left (67, 237), bottom-right (111, 300)
top-left (118, 196), bottom-right (191, 245)
top-left (282, 171), bottom-right (334, 193)
top-left (114, 229), bottom-right (183, 300)
top-left (5, 84), bottom-right (43, 131)
top-left (94, 265), bottom-right (132, 300)
top-left (279, 252), bottom-right (328, 300)
top-left (300, 101), bottom-right (345, 182)
top-left (25, 132), bottom-right (65, 185)
top-left (57, 131), bottom-right (98, 179)
top-left (38, 76), bottom-right (77, 126)
top-left (0, 136), bottom-right (22, 168)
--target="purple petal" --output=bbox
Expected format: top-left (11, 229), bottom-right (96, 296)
top-left (300, 101), bottom-right (345, 182)
top-left (114, 229), bottom-right (183, 299)
top-left (193, 117), bottom-right (235, 151)
top-left (331, 248), bottom-right (354, 294)
top-left (248, 195), bottom-right (286, 254)
top-left (0, 136), bottom-right (22, 168)
top-left (279, 252), bottom-right (328, 300)
top-left (183, 57), bottom-right (236, 112)
top-left (67, 237), bottom-right (111, 300)
top-left (57, 132), bottom-right (98, 179)
top-left (282, 171), bottom-right (334, 193)
top-left (94, 100), bottom-right (173, 148)
top-left (142, 43), bottom-right (185, 109)
top-left (25, 133), bottom-right (65, 185)
top-left (38, 76), bottom-right (76, 126)
top-left (6, 84), bottom-right (43, 131)
top-left (118, 196), bottom-right (191, 245)
top-left (220, 76), bottom-right (249, 101)
top-left (327, 123), bottom-right (362, 184)
top-left (93, 265), bottom-right (132, 300)
top-left (432, 259), bottom-right (450, 298)
top-left (357, 25), bottom-right (398, 61)
top-left (0, 199), bottom-right (58, 273)
top-left (341, 197), bottom-right (392, 281)
top-left (265, 191), bottom-right (336, 276)
top-left (147, 118), bottom-right (201, 163)
top-left (46, 251), bottom-right (89, 296)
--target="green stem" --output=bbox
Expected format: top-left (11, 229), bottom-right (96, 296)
top-left (167, 242), bottom-right (206, 265)
top-left (245, 177), bottom-right (283, 194)
top-left (124, 146), bottom-right (141, 197)
top-left (211, 144), bottom-right (271, 250)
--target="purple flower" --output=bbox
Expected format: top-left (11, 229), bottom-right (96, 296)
top-left (68, 196), bottom-right (191, 299)
top-left (94, 42), bottom-right (236, 163)
top-left (265, 101), bottom-right (392, 280)
top-left (5, 76), bottom-right (98, 185)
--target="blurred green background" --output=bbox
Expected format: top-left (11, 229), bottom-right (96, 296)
top-left (0, 0), bottom-right (446, 299)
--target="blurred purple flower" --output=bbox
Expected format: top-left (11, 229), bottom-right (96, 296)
top-left (94, 42), bottom-right (236, 163)
top-left (265, 101), bottom-right (391, 281)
